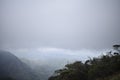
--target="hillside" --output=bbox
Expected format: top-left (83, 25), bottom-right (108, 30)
top-left (0, 51), bottom-right (39, 80)
top-left (97, 73), bottom-right (120, 80)
top-left (48, 46), bottom-right (120, 80)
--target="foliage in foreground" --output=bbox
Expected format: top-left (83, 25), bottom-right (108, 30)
top-left (48, 49), bottom-right (120, 80)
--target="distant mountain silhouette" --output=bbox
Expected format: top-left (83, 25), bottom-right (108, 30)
top-left (0, 50), bottom-right (39, 80)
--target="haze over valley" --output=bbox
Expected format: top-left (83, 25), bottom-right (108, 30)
top-left (0, 0), bottom-right (120, 80)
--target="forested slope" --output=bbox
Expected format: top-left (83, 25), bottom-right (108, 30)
top-left (48, 45), bottom-right (120, 80)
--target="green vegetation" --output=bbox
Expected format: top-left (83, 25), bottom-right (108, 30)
top-left (48, 45), bottom-right (120, 80)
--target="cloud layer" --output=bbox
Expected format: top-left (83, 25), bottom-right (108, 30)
top-left (0, 0), bottom-right (120, 50)
top-left (9, 47), bottom-right (102, 63)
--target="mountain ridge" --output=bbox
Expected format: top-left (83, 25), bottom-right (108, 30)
top-left (0, 50), bottom-right (39, 80)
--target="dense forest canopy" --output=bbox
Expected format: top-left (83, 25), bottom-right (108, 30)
top-left (48, 45), bottom-right (120, 80)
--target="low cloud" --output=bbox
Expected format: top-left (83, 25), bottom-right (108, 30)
top-left (8, 47), bottom-right (103, 62)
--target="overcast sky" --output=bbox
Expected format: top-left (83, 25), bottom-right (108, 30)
top-left (0, 0), bottom-right (120, 50)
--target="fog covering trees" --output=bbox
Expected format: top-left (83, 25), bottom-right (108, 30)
top-left (0, 45), bottom-right (120, 80)
top-left (48, 45), bottom-right (120, 80)
top-left (0, 51), bottom-right (39, 80)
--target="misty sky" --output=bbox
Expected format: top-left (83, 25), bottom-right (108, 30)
top-left (0, 0), bottom-right (120, 50)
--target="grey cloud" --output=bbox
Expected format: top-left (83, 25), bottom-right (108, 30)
top-left (0, 0), bottom-right (120, 50)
